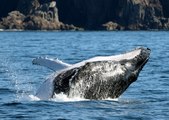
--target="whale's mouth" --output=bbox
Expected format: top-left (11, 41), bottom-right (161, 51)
top-left (134, 47), bottom-right (151, 73)
top-left (136, 57), bottom-right (149, 72)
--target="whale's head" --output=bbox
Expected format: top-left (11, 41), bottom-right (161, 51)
top-left (53, 47), bottom-right (151, 100)
top-left (113, 47), bottom-right (151, 83)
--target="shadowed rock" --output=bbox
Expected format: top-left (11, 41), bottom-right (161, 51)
top-left (56, 0), bottom-right (169, 30)
top-left (0, 0), bottom-right (82, 30)
top-left (102, 21), bottom-right (124, 30)
top-left (0, 11), bottom-right (25, 29)
top-left (17, 0), bottom-right (40, 15)
top-left (1, 0), bottom-right (169, 30)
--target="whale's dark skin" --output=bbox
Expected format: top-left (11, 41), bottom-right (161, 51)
top-left (53, 47), bottom-right (151, 100)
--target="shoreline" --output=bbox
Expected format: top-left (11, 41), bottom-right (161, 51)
top-left (0, 29), bottom-right (168, 32)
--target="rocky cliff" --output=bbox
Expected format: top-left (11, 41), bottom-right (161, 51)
top-left (0, 0), bottom-right (82, 30)
top-left (0, 0), bottom-right (169, 30)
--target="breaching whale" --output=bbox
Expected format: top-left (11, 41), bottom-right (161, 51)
top-left (32, 47), bottom-right (151, 100)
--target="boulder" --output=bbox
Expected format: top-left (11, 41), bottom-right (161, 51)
top-left (0, 23), bottom-right (5, 29)
top-left (160, 17), bottom-right (169, 29)
top-left (36, 1), bottom-right (59, 23)
top-left (102, 21), bottom-right (124, 30)
top-left (0, 1), bottom-right (64, 30)
top-left (24, 15), bottom-right (60, 30)
top-left (60, 22), bottom-right (84, 31)
top-left (23, 1), bottom-right (61, 30)
top-left (1, 11), bottom-right (25, 29)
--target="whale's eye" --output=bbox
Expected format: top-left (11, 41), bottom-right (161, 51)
top-left (121, 63), bottom-right (125, 66)
top-left (120, 60), bottom-right (127, 66)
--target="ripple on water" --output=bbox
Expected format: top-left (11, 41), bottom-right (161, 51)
top-left (0, 31), bottom-right (169, 119)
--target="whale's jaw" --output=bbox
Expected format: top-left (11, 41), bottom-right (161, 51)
top-left (52, 47), bottom-right (151, 100)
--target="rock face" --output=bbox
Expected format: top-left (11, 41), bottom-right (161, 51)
top-left (56, 0), bottom-right (169, 30)
top-left (56, 0), bottom-right (119, 30)
top-left (0, 11), bottom-right (25, 29)
top-left (115, 0), bottom-right (164, 30)
top-left (102, 21), bottom-right (123, 30)
top-left (0, 0), bottom-right (82, 30)
top-left (160, 0), bottom-right (169, 18)
top-left (24, 1), bottom-right (61, 30)
top-left (0, 0), bottom-right (169, 30)
top-left (17, 0), bottom-right (40, 15)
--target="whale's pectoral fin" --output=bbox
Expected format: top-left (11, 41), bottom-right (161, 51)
top-left (32, 57), bottom-right (72, 71)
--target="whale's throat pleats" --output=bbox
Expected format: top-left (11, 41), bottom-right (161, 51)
top-left (51, 48), bottom-right (150, 99)
top-left (53, 68), bottom-right (79, 96)
top-left (53, 61), bottom-right (135, 99)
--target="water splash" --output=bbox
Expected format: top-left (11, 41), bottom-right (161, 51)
top-left (51, 93), bottom-right (86, 102)
top-left (27, 93), bottom-right (86, 102)
top-left (28, 94), bottom-right (40, 101)
top-left (26, 93), bottom-right (118, 103)
top-left (1, 57), bottom-right (34, 102)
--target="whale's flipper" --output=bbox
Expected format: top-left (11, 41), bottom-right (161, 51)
top-left (32, 57), bottom-right (72, 71)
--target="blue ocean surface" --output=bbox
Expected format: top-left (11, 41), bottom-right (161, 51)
top-left (0, 31), bottom-right (169, 119)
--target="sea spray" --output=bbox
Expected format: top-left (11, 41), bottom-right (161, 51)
top-left (1, 57), bottom-right (34, 101)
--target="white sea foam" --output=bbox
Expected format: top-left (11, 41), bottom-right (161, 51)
top-left (26, 93), bottom-right (86, 102)
top-left (51, 93), bottom-right (86, 102)
top-left (28, 95), bottom-right (41, 101)
top-left (106, 97), bottom-right (119, 101)
top-left (19, 93), bottom-right (120, 102)
top-left (0, 29), bottom-right (24, 32)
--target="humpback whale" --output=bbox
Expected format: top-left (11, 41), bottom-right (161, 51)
top-left (32, 47), bottom-right (151, 100)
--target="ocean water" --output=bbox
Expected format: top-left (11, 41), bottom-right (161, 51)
top-left (0, 31), bottom-right (168, 119)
